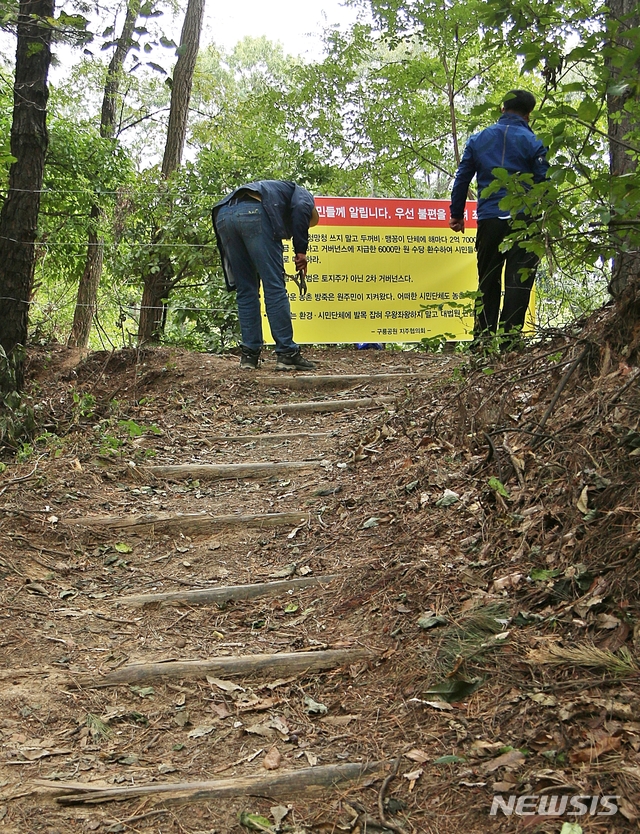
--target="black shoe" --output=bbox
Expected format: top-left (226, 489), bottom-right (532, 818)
top-left (275, 350), bottom-right (317, 371)
top-left (240, 348), bottom-right (260, 369)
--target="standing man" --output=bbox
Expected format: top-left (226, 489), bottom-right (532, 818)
top-left (449, 90), bottom-right (549, 345)
top-left (212, 180), bottom-right (319, 370)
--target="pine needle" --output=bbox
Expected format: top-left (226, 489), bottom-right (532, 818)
top-left (527, 644), bottom-right (638, 676)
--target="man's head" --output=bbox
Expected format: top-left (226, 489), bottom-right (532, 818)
top-left (502, 90), bottom-right (536, 116)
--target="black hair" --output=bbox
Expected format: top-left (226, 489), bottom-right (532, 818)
top-left (502, 89), bottom-right (536, 115)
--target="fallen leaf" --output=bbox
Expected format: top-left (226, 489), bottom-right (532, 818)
top-left (417, 614), bottom-right (447, 629)
top-left (206, 677), bottom-right (244, 693)
top-left (245, 722), bottom-right (275, 738)
top-left (481, 749), bottom-right (526, 773)
top-left (303, 695), bottom-right (327, 714)
top-left (271, 806), bottom-right (289, 826)
top-left (492, 573), bottom-right (523, 592)
top-left (436, 489), bottom-right (459, 507)
top-left (321, 714), bottom-right (359, 727)
top-left (405, 748), bottom-right (429, 764)
top-left (527, 692), bottom-right (557, 707)
top-left (408, 697), bottom-right (454, 711)
top-left (211, 703), bottom-right (231, 720)
top-left (577, 486), bottom-right (589, 514)
top-left (403, 768), bottom-right (423, 791)
top-left (423, 678), bottom-right (483, 703)
top-left (187, 725), bottom-right (215, 739)
top-left (263, 747), bottom-right (282, 770)
top-left (569, 734), bottom-right (621, 763)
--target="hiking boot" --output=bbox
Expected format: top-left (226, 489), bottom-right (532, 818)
top-left (239, 348), bottom-right (260, 369)
top-left (275, 350), bottom-right (317, 371)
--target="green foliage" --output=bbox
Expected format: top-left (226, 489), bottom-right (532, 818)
top-left (295, 1), bottom-right (527, 197)
top-left (71, 390), bottom-right (96, 421)
top-left (478, 0), bottom-right (640, 293)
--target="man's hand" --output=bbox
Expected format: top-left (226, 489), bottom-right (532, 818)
top-left (294, 253), bottom-right (308, 276)
top-left (449, 218), bottom-right (465, 233)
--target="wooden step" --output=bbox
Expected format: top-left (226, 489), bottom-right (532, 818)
top-left (205, 431), bottom-right (330, 444)
top-left (77, 647), bottom-right (374, 687)
top-left (250, 395), bottom-right (396, 415)
top-left (259, 371), bottom-right (431, 388)
top-left (64, 510), bottom-right (309, 535)
top-left (37, 761), bottom-right (386, 806)
top-left (117, 574), bottom-right (336, 608)
top-left (145, 460), bottom-right (323, 480)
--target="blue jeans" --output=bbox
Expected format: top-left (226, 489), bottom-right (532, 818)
top-left (215, 201), bottom-right (297, 353)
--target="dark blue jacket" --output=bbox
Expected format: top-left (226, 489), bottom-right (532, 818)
top-left (450, 113), bottom-right (549, 221)
top-left (212, 180), bottom-right (316, 291)
top-left (213, 180), bottom-right (315, 252)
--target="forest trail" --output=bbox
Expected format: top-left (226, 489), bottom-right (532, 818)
top-left (1, 337), bottom-right (639, 834)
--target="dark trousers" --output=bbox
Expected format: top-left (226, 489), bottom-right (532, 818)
top-left (475, 217), bottom-right (539, 335)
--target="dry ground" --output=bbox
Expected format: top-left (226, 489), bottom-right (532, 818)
top-left (0, 313), bottom-right (639, 834)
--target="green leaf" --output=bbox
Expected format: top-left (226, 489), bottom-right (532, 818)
top-left (238, 811), bottom-right (274, 832)
top-left (423, 678), bottom-right (483, 703)
top-left (114, 542), bottom-right (133, 553)
top-left (488, 477), bottom-right (509, 498)
top-left (432, 754), bottom-right (466, 765)
top-left (560, 824), bottom-right (583, 834)
top-left (530, 567), bottom-right (562, 581)
top-left (130, 686), bottom-right (155, 697)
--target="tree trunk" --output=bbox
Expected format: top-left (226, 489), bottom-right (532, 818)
top-left (161, 0), bottom-right (205, 178)
top-left (137, 256), bottom-right (175, 344)
top-left (67, 204), bottom-right (104, 349)
top-left (137, 0), bottom-right (205, 345)
top-left (606, 0), bottom-right (640, 297)
top-left (0, 0), bottom-right (54, 393)
top-left (67, 0), bottom-right (141, 350)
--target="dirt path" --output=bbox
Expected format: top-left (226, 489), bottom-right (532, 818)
top-left (1, 343), bottom-right (638, 834)
top-left (0, 347), bottom-right (458, 833)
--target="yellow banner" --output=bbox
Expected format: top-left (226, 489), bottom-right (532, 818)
top-left (265, 196), bottom-right (479, 344)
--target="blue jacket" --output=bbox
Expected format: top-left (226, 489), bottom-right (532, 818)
top-left (450, 113), bottom-right (548, 221)
top-left (212, 180), bottom-right (316, 291)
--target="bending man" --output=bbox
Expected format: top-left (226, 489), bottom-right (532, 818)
top-left (213, 180), bottom-right (319, 370)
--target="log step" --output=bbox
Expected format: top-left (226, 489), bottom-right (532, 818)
top-left (250, 395), bottom-right (396, 415)
top-left (77, 647), bottom-right (373, 687)
top-left (259, 372), bottom-right (431, 388)
top-left (117, 574), bottom-right (337, 608)
top-left (64, 510), bottom-right (309, 534)
top-left (145, 460), bottom-right (323, 480)
top-left (36, 761), bottom-right (385, 806)
top-left (206, 431), bottom-right (330, 444)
